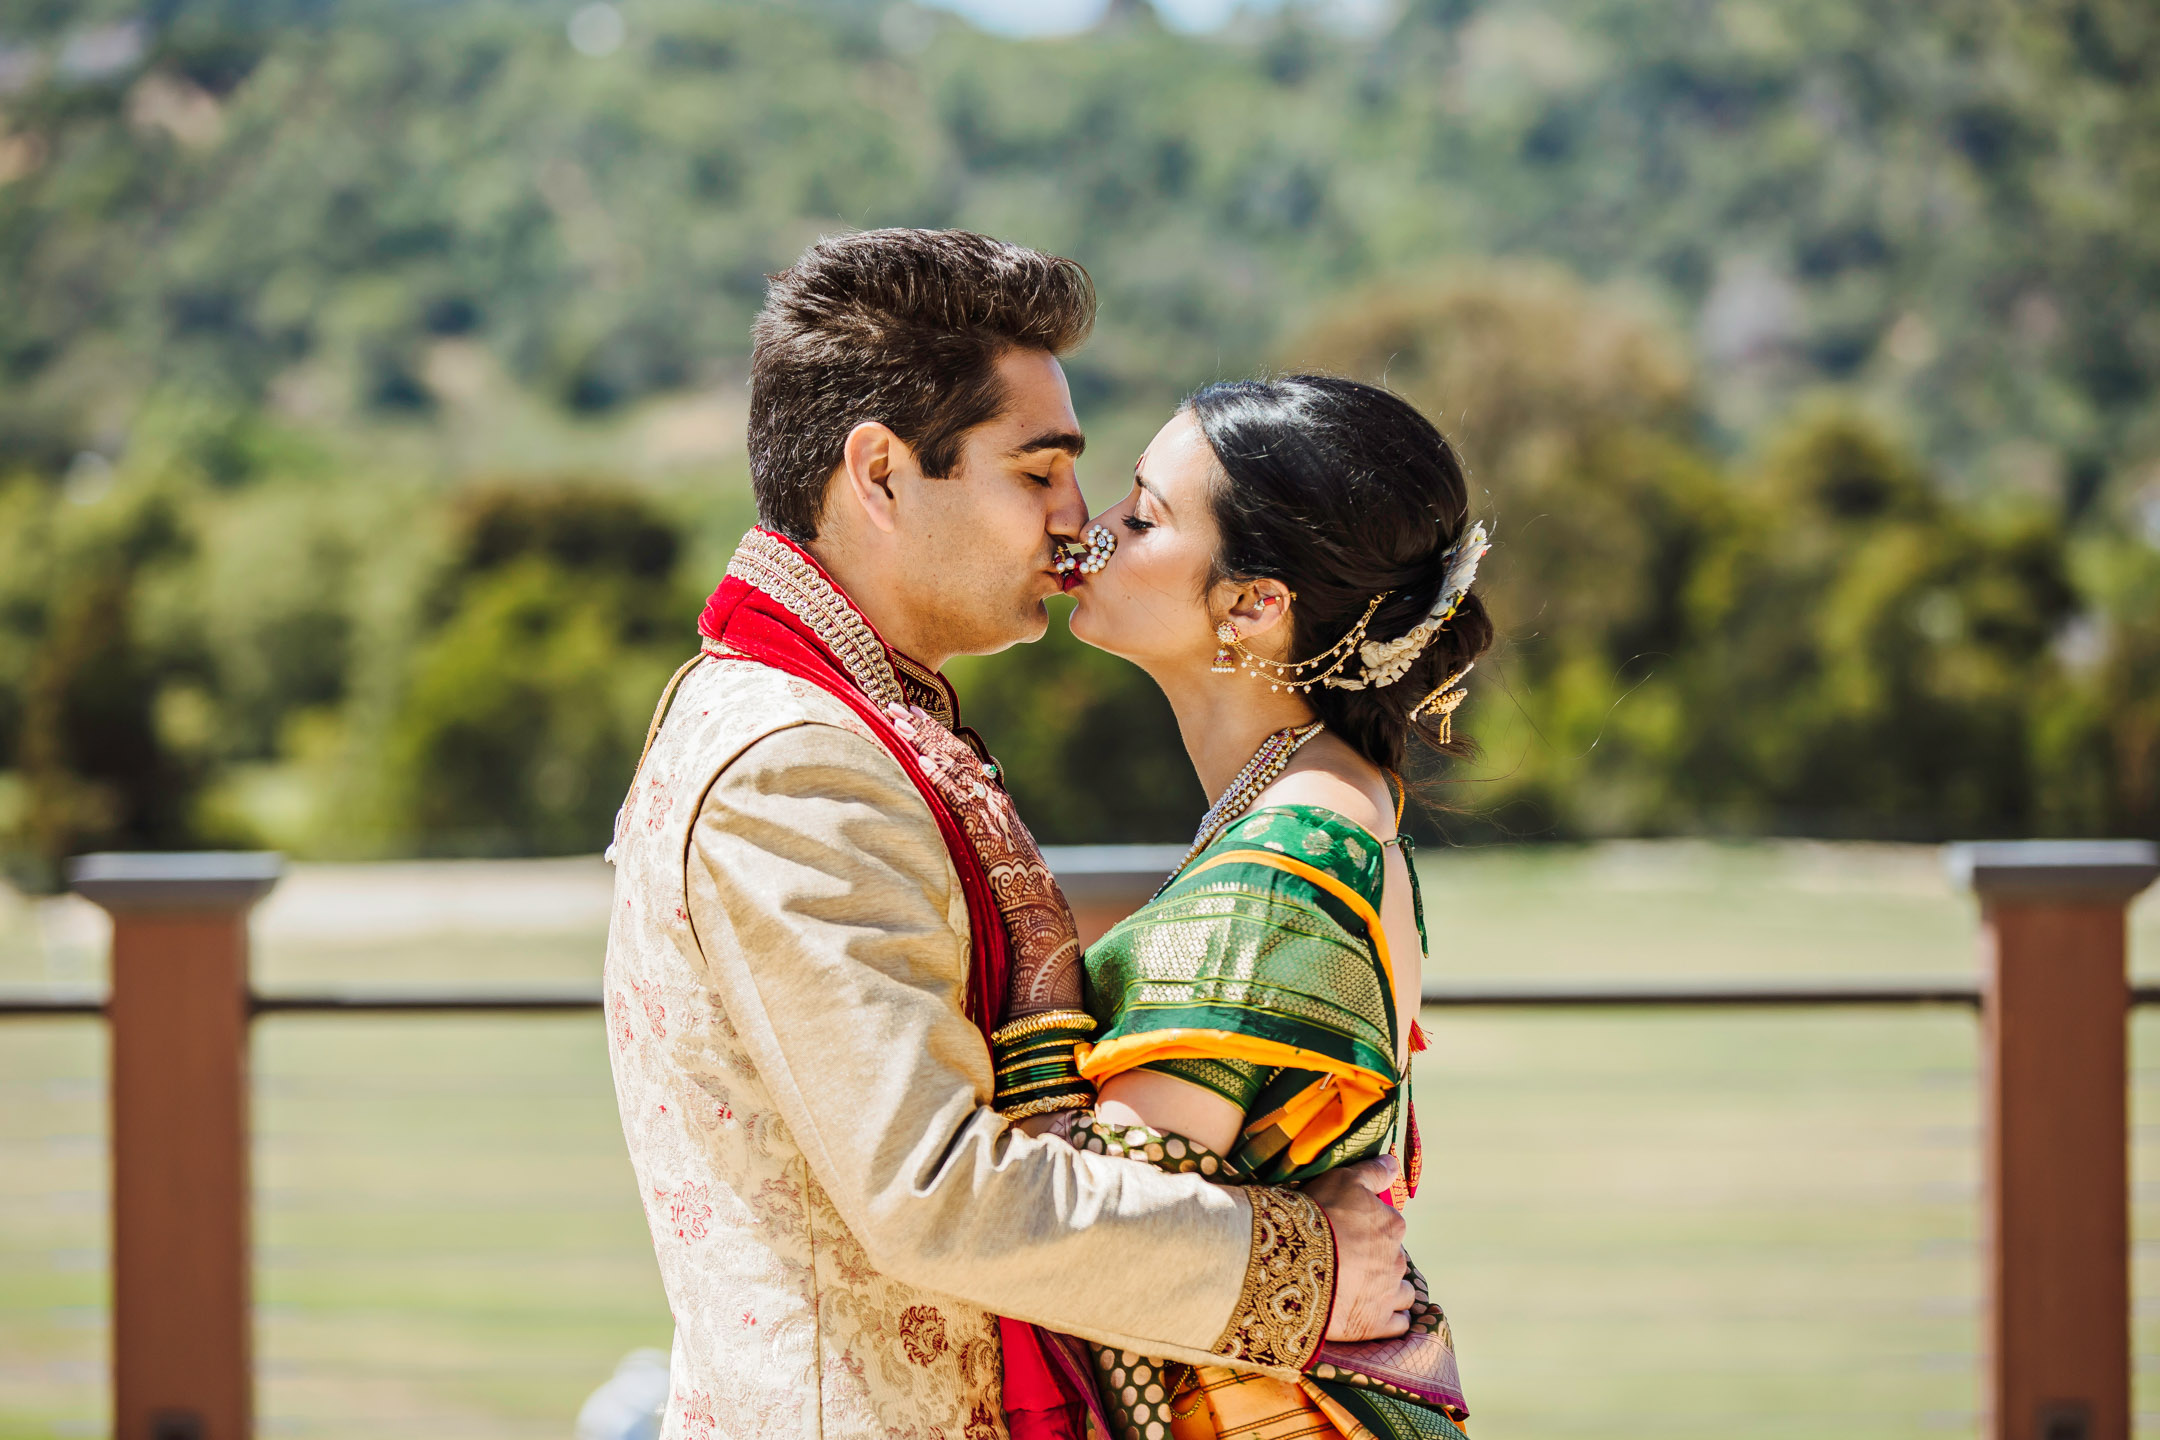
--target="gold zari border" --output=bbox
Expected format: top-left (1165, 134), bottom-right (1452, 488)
top-left (1211, 1186), bottom-right (1334, 1372)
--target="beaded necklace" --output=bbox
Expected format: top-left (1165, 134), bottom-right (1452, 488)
top-left (1153, 720), bottom-right (1326, 900)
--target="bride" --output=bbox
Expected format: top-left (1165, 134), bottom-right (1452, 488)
top-left (899, 374), bottom-right (1491, 1440)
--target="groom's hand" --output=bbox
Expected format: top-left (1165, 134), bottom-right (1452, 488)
top-left (1304, 1156), bottom-right (1414, 1342)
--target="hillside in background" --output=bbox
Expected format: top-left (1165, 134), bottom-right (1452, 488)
top-left (1, 0), bottom-right (2156, 873)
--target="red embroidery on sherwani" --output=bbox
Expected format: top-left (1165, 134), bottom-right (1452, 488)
top-left (654, 1184), bottom-right (711, 1242)
top-left (965, 1402), bottom-right (999, 1440)
top-left (608, 993), bottom-right (634, 1049)
top-left (742, 1311), bottom-right (757, 1326)
top-left (899, 1305), bottom-right (949, 1366)
top-left (642, 771), bottom-right (672, 833)
top-left (679, 1390), bottom-right (716, 1439)
top-left (632, 979), bottom-right (667, 1038)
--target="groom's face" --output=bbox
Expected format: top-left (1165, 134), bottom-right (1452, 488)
top-left (893, 347), bottom-right (1089, 657)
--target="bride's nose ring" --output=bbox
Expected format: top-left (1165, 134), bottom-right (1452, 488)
top-left (1054, 524), bottom-right (1117, 578)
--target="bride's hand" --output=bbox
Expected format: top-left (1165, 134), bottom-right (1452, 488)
top-left (885, 705), bottom-right (1084, 1016)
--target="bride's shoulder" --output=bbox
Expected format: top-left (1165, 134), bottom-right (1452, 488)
top-left (1252, 750), bottom-right (1393, 841)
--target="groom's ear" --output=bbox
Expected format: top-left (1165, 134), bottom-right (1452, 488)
top-left (836, 421), bottom-right (915, 535)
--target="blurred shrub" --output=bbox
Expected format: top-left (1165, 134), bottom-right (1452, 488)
top-left (1679, 408), bottom-right (2078, 836)
top-left (373, 484), bottom-right (695, 856)
top-left (0, 476), bottom-right (204, 887)
top-left (949, 617), bottom-right (1203, 844)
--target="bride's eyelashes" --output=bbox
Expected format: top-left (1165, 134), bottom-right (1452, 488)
top-left (1121, 514), bottom-right (1155, 533)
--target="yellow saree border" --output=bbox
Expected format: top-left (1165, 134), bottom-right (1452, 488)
top-left (1080, 848), bottom-right (1401, 1167)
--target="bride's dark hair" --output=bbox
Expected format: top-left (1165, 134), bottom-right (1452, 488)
top-left (1188, 374), bottom-right (1494, 773)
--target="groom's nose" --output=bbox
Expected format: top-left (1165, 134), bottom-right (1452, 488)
top-left (1044, 466), bottom-right (1089, 538)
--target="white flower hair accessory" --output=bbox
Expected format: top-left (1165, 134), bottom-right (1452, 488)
top-left (1324, 522), bottom-right (1490, 691)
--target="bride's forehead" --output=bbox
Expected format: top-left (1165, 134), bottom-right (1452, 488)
top-left (1139, 412), bottom-right (1213, 481)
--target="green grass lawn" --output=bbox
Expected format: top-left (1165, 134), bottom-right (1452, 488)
top-left (3, 844), bottom-right (2157, 1438)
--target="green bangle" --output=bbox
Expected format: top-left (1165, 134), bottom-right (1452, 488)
top-left (997, 1052), bottom-right (1076, 1073)
top-left (994, 1074), bottom-right (1096, 1102)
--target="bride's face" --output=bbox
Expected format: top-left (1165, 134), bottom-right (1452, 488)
top-left (1067, 410), bottom-right (1231, 669)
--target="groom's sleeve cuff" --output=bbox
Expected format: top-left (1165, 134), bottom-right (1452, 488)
top-left (1209, 1186), bottom-right (1335, 1372)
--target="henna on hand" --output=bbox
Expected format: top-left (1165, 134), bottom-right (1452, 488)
top-left (886, 705), bottom-right (1084, 1017)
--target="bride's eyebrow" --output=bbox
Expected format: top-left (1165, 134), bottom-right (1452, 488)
top-left (1133, 462), bottom-right (1172, 515)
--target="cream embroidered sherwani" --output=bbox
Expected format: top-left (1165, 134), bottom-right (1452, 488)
top-left (605, 535), bottom-right (1333, 1440)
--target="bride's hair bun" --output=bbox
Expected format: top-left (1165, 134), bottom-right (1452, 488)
top-left (1189, 374), bottom-right (1495, 773)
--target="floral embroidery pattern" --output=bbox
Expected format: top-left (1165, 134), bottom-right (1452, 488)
top-left (753, 1174), bottom-right (805, 1230)
top-left (643, 770), bottom-right (674, 833)
top-left (609, 992), bottom-right (635, 1049)
top-left (632, 978), bottom-right (668, 1039)
top-left (655, 1183), bottom-right (712, 1243)
top-left (679, 1389), bottom-right (716, 1439)
top-left (898, 1305), bottom-right (948, 1366)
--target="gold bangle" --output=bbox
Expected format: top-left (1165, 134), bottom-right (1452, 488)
top-left (1000, 1092), bottom-right (1090, 1121)
top-left (992, 1009), bottom-right (1096, 1046)
top-left (994, 1072), bottom-right (1093, 1100)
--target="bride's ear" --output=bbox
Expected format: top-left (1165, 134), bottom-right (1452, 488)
top-left (1224, 579), bottom-right (1295, 644)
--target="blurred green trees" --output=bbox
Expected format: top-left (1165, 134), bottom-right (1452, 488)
top-left (1281, 265), bottom-right (2104, 840)
top-left (375, 486), bottom-right (694, 854)
top-left (1, 0), bottom-right (2157, 872)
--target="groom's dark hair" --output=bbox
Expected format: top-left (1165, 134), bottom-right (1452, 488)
top-left (748, 229), bottom-right (1097, 541)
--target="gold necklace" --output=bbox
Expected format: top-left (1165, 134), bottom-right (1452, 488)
top-left (1153, 721), bottom-right (1326, 899)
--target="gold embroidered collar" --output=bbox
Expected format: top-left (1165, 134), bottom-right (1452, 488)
top-left (717, 529), bottom-right (959, 730)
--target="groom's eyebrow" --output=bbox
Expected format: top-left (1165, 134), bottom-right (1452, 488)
top-left (1007, 429), bottom-right (1086, 458)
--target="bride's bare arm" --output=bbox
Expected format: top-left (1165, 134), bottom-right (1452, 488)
top-left (1094, 1069), bottom-right (1244, 1156)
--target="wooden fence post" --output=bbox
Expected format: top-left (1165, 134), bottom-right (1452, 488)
top-left (1950, 840), bottom-right (2159, 1440)
top-left (70, 852), bottom-right (283, 1440)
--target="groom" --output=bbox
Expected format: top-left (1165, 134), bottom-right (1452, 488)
top-left (605, 229), bottom-right (1410, 1440)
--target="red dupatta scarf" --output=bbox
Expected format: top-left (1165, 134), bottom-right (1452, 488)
top-left (695, 530), bottom-right (1093, 1440)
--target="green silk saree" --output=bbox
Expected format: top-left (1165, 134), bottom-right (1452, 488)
top-left (1075, 804), bottom-right (1469, 1440)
